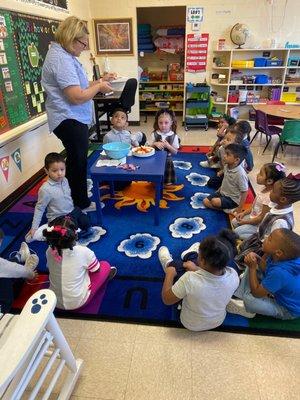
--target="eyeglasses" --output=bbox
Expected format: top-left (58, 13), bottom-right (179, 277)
top-left (76, 38), bottom-right (88, 49)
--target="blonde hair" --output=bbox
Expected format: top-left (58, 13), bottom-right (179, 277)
top-left (55, 16), bottom-right (89, 52)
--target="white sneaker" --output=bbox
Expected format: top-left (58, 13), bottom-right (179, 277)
top-left (158, 246), bottom-right (173, 272)
top-left (181, 242), bottom-right (200, 260)
top-left (200, 160), bottom-right (210, 168)
top-left (82, 201), bottom-right (96, 213)
top-left (87, 178), bottom-right (93, 191)
top-left (18, 242), bottom-right (30, 263)
top-left (24, 254), bottom-right (39, 270)
top-left (226, 299), bottom-right (256, 318)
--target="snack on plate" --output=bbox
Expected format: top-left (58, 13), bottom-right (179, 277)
top-left (132, 146), bottom-right (153, 154)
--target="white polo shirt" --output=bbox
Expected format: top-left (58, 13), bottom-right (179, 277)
top-left (46, 245), bottom-right (100, 310)
top-left (172, 267), bottom-right (239, 331)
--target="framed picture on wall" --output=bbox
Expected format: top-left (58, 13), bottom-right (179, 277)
top-left (93, 18), bottom-right (133, 55)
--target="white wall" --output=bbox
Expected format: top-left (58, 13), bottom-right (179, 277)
top-left (0, 0), bottom-right (92, 202)
top-left (89, 0), bottom-right (300, 113)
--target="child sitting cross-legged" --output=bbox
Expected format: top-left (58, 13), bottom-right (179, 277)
top-left (203, 143), bottom-right (248, 214)
top-left (233, 120), bottom-right (254, 172)
top-left (103, 108), bottom-right (146, 147)
top-left (232, 163), bottom-right (286, 240)
top-left (235, 173), bottom-right (300, 268)
top-left (159, 229), bottom-right (240, 331)
top-left (26, 152), bottom-right (103, 246)
top-left (206, 127), bottom-right (243, 189)
top-left (227, 228), bottom-right (300, 320)
top-left (200, 115), bottom-right (236, 168)
top-left (43, 216), bottom-right (117, 311)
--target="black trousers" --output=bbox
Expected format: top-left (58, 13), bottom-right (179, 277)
top-left (54, 119), bottom-right (90, 209)
top-left (68, 206), bottom-right (91, 231)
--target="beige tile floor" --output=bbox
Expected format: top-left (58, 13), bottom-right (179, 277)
top-left (49, 118), bottom-right (300, 399)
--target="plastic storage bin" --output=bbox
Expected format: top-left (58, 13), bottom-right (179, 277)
top-left (254, 58), bottom-right (267, 67)
top-left (266, 59), bottom-right (283, 66)
top-left (281, 93), bottom-right (297, 102)
top-left (288, 58), bottom-right (299, 66)
top-left (231, 60), bottom-right (254, 68)
top-left (255, 74), bottom-right (269, 84)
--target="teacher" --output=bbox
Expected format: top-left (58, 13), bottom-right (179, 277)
top-left (42, 16), bottom-right (113, 210)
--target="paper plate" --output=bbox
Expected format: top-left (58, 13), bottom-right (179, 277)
top-left (132, 146), bottom-right (155, 158)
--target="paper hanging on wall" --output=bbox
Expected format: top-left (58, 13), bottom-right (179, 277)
top-left (0, 155), bottom-right (9, 181)
top-left (11, 148), bottom-right (22, 172)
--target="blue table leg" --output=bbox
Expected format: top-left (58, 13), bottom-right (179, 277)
top-left (92, 177), bottom-right (103, 225)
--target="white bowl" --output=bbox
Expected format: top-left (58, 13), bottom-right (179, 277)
top-left (132, 146), bottom-right (155, 158)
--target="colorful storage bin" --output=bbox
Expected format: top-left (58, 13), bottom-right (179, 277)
top-left (231, 60), bottom-right (254, 68)
top-left (281, 92), bottom-right (297, 102)
top-left (266, 59), bottom-right (283, 66)
top-left (255, 75), bottom-right (269, 84)
top-left (254, 58), bottom-right (267, 67)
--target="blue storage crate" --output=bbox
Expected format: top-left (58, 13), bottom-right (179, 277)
top-left (254, 57), bottom-right (267, 67)
top-left (266, 59), bottom-right (283, 66)
top-left (255, 74), bottom-right (269, 84)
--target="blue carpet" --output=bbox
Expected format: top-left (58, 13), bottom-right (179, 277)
top-left (3, 146), bottom-right (298, 336)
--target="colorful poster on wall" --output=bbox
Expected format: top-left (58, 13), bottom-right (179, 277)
top-left (185, 33), bottom-right (209, 73)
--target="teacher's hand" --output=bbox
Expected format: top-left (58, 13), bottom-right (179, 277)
top-left (97, 81), bottom-right (113, 93)
top-left (102, 72), bottom-right (117, 81)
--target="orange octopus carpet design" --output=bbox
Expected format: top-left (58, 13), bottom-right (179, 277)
top-left (1, 145), bottom-right (299, 337)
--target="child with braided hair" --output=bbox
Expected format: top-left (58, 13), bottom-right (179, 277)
top-left (235, 173), bottom-right (300, 269)
top-left (43, 216), bottom-right (116, 310)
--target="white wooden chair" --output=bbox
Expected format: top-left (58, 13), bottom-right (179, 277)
top-left (0, 289), bottom-right (83, 399)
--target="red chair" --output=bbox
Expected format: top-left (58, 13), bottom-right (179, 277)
top-left (250, 109), bottom-right (282, 153)
top-left (266, 100), bottom-right (285, 125)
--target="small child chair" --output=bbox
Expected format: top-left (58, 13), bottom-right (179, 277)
top-left (0, 289), bottom-right (83, 399)
top-left (272, 119), bottom-right (300, 162)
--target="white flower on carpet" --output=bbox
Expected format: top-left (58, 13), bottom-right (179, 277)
top-left (186, 172), bottom-right (209, 186)
top-left (173, 160), bottom-right (192, 170)
top-left (118, 233), bottom-right (160, 259)
top-left (169, 217), bottom-right (206, 239)
top-left (190, 192), bottom-right (211, 209)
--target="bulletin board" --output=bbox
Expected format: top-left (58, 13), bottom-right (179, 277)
top-left (0, 9), bottom-right (60, 135)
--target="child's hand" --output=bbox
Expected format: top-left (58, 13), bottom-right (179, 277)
top-left (183, 261), bottom-right (198, 271)
top-left (26, 267), bottom-right (38, 280)
top-left (244, 252), bottom-right (259, 269)
top-left (235, 211), bottom-right (245, 221)
top-left (217, 170), bottom-right (224, 177)
top-left (26, 228), bottom-right (36, 242)
top-left (153, 141), bottom-right (165, 150)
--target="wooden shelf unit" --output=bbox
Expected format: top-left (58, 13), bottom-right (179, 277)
top-left (139, 80), bottom-right (184, 116)
top-left (210, 48), bottom-right (300, 115)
